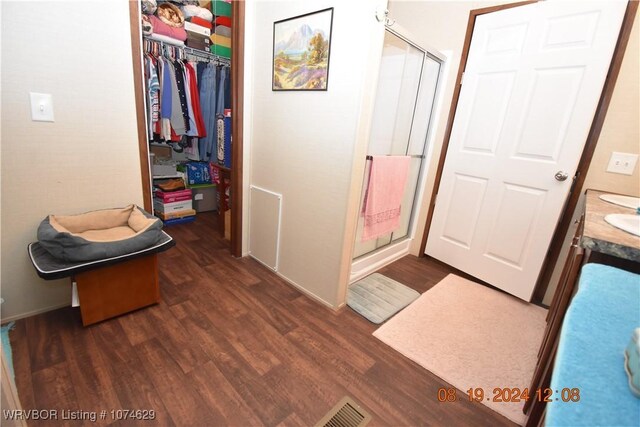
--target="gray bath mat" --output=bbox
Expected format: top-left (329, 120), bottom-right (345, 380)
top-left (347, 273), bottom-right (420, 324)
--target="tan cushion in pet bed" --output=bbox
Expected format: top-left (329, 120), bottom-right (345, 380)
top-left (37, 205), bottom-right (164, 262)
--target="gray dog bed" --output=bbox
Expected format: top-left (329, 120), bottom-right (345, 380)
top-left (37, 205), bottom-right (163, 262)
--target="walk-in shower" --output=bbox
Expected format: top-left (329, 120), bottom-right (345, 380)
top-left (351, 28), bottom-right (444, 282)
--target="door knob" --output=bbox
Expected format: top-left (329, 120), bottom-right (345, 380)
top-left (555, 171), bottom-right (569, 181)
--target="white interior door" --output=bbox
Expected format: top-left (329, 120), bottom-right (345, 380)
top-left (426, 0), bottom-right (627, 301)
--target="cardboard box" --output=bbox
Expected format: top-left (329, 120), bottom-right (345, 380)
top-left (185, 21), bottom-right (211, 36)
top-left (153, 199), bottom-right (193, 214)
top-left (150, 144), bottom-right (172, 159)
top-left (192, 186), bottom-right (217, 212)
top-left (155, 209), bottom-right (196, 221)
top-left (154, 188), bottom-right (193, 203)
top-left (152, 163), bottom-right (177, 177)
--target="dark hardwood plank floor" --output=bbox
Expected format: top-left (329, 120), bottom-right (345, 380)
top-left (10, 212), bottom-right (516, 427)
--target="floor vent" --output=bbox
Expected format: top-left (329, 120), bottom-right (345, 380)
top-left (315, 396), bottom-right (372, 427)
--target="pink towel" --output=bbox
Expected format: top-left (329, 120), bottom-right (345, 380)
top-left (362, 156), bottom-right (411, 241)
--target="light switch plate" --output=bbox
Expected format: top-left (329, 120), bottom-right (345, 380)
top-left (606, 152), bottom-right (638, 175)
top-left (29, 92), bottom-right (55, 122)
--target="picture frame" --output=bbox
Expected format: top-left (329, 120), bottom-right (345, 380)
top-left (272, 8), bottom-right (334, 91)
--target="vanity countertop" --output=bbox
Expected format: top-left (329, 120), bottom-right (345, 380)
top-left (582, 189), bottom-right (640, 262)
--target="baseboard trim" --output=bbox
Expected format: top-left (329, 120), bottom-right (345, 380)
top-left (274, 270), bottom-right (339, 311)
top-left (350, 240), bottom-right (411, 283)
top-left (1, 302), bottom-right (70, 324)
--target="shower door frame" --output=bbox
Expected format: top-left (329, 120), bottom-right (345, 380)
top-left (350, 27), bottom-right (446, 282)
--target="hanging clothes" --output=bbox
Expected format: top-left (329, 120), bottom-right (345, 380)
top-left (217, 65), bottom-right (231, 163)
top-left (184, 62), bottom-right (206, 137)
top-left (142, 38), bottom-right (229, 160)
top-left (198, 63), bottom-right (217, 162)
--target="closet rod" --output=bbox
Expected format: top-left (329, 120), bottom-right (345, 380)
top-left (366, 155), bottom-right (424, 160)
top-left (143, 35), bottom-right (231, 66)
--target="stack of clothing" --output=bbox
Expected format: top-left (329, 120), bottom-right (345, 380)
top-left (181, 2), bottom-right (215, 51)
top-left (143, 1), bottom-right (188, 46)
top-left (210, 1), bottom-right (232, 58)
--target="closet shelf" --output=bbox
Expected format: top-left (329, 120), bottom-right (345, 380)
top-left (152, 174), bottom-right (183, 179)
top-left (210, 163), bottom-right (231, 173)
top-left (143, 35), bottom-right (230, 66)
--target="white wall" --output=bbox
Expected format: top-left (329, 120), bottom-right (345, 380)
top-left (247, 0), bottom-right (386, 307)
top-left (1, 1), bottom-right (143, 321)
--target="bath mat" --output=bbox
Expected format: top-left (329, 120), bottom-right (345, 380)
top-left (347, 273), bottom-right (420, 324)
top-left (373, 274), bottom-right (547, 425)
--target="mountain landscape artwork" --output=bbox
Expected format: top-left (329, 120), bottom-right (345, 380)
top-left (273, 8), bottom-right (333, 91)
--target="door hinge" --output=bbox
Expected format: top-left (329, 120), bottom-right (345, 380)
top-left (433, 193), bottom-right (438, 206)
top-left (460, 72), bottom-right (465, 85)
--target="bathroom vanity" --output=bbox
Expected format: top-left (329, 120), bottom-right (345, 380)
top-left (525, 189), bottom-right (640, 426)
top-left (581, 189), bottom-right (640, 262)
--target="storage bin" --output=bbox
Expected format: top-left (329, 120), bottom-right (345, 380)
top-left (192, 186), bottom-right (218, 212)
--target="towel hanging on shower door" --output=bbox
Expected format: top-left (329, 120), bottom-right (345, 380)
top-left (361, 156), bottom-right (411, 241)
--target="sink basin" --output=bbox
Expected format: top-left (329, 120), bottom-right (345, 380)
top-left (604, 214), bottom-right (640, 237)
top-left (599, 194), bottom-right (640, 210)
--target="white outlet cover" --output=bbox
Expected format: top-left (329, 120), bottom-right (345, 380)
top-left (606, 151), bottom-right (638, 176)
top-left (29, 92), bottom-right (55, 122)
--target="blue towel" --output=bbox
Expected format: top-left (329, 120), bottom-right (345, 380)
top-left (1, 321), bottom-right (15, 379)
top-left (547, 264), bottom-right (640, 427)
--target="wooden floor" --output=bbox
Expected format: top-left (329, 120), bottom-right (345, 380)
top-left (10, 212), bottom-right (517, 427)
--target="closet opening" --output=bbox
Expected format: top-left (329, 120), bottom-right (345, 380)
top-left (129, 0), bottom-right (244, 257)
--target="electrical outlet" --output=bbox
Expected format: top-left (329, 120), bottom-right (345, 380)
top-left (606, 152), bottom-right (638, 175)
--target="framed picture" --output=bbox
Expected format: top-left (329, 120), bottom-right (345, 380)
top-left (272, 8), bottom-right (334, 91)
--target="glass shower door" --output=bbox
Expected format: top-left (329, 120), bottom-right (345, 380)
top-left (353, 30), bottom-right (442, 259)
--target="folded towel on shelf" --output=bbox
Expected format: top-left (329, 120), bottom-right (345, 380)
top-left (147, 14), bottom-right (188, 41)
top-left (210, 34), bottom-right (230, 48)
top-left (361, 156), bottom-right (411, 241)
top-left (214, 16), bottom-right (231, 27)
top-left (181, 5), bottom-right (213, 22)
top-left (188, 16), bottom-right (213, 29)
top-left (147, 33), bottom-right (186, 47)
top-left (213, 0), bottom-right (231, 18)
top-left (215, 25), bottom-right (231, 37)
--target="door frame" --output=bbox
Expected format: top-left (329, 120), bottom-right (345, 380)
top-left (419, 0), bottom-right (638, 303)
top-left (128, 1), bottom-right (245, 257)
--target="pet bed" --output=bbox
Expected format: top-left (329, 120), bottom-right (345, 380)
top-left (37, 205), bottom-right (164, 262)
top-left (28, 230), bottom-right (174, 280)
